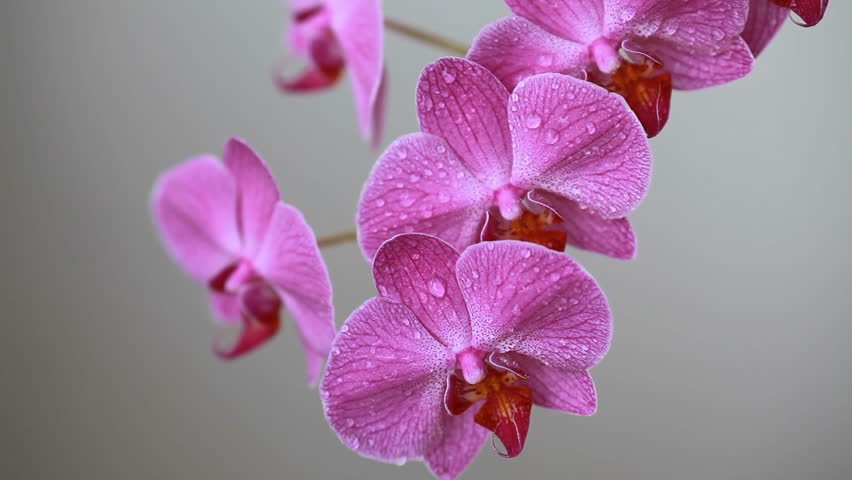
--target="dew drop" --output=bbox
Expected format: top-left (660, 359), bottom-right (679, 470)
top-left (586, 123), bottom-right (597, 134)
top-left (544, 129), bottom-right (560, 145)
top-left (428, 278), bottom-right (446, 298)
top-left (526, 115), bottom-right (542, 129)
top-left (375, 198), bottom-right (386, 207)
top-left (442, 69), bottom-right (456, 83)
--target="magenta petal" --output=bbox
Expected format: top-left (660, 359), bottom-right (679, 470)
top-left (372, 234), bottom-right (472, 351)
top-left (321, 298), bottom-right (454, 463)
top-left (327, 0), bottom-right (385, 145)
top-left (509, 73), bottom-right (652, 219)
top-left (274, 64), bottom-right (343, 92)
top-left (417, 58), bottom-right (514, 189)
top-left (151, 155), bottom-right (240, 283)
top-left (222, 138), bottom-right (281, 257)
top-left (505, 0), bottom-right (604, 44)
top-left (499, 353), bottom-right (597, 415)
top-left (424, 407), bottom-right (489, 480)
top-left (457, 241), bottom-right (612, 371)
top-left (529, 191), bottom-right (636, 260)
top-left (254, 203), bottom-right (335, 377)
top-left (613, 0), bottom-right (750, 55)
top-left (357, 133), bottom-right (492, 258)
top-left (741, 0), bottom-right (789, 56)
top-left (469, 17), bottom-right (588, 91)
top-left (637, 37), bottom-right (754, 90)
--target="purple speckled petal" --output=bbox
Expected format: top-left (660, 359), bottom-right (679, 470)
top-left (321, 297), bottom-right (454, 464)
top-left (497, 352), bottom-right (598, 416)
top-left (469, 17), bottom-right (588, 91)
top-left (741, 0), bottom-right (789, 57)
top-left (254, 203), bottom-right (335, 383)
top-left (635, 36), bottom-right (753, 90)
top-left (223, 138), bottom-right (281, 258)
top-left (417, 58), bottom-right (513, 190)
top-left (151, 155), bottom-right (240, 283)
top-left (327, 0), bottom-right (385, 145)
top-left (510, 73), bottom-right (652, 219)
top-left (457, 241), bottom-right (612, 371)
top-left (506, 0), bottom-right (605, 44)
top-left (357, 134), bottom-right (492, 258)
top-left (372, 234), bottom-right (472, 351)
top-left (612, 0), bottom-right (750, 55)
top-left (529, 190), bottom-right (636, 260)
top-left (425, 407), bottom-right (489, 480)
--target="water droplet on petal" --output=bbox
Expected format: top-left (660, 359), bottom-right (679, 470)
top-left (428, 278), bottom-right (446, 298)
top-left (526, 115), bottom-right (542, 129)
top-left (442, 69), bottom-right (456, 83)
top-left (544, 129), bottom-right (560, 145)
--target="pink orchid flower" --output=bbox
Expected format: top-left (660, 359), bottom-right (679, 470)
top-left (275, 0), bottom-right (386, 146)
top-left (742, 0), bottom-right (829, 57)
top-left (151, 137), bottom-right (335, 384)
top-left (322, 234), bottom-right (612, 479)
top-left (358, 57), bottom-right (651, 261)
top-left (468, 0), bottom-right (755, 137)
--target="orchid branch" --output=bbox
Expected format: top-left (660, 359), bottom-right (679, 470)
top-left (384, 17), bottom-right (469, 56)
top-left (317, 229), bottom-right (358, 248)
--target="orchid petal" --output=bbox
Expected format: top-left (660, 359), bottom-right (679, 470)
top-left (458, 241), bottom-right (612, 371)
top-left (321, 298), bottom-right (454, 463)
top-left (498, 353), bottom-right (598, 415)
top-left (506, 0), bottom-right (605, 44)
top-left (468, 17), bottom-right (588, 91)
top-left (357, 133), bottom-right (492, 258)
top-left (424, 408), bottom-right (489, 480)
top-left (741, 0), bottom-right (789, 56)
top-left (254, 203), bottom-right (335, 379)
top-left (417, 58), bottom-right (513, 190)
top-left (529, 190), bottom-right (637, 259)
top-left (151, 155), bottom-right (240, 283)
top-left (636, 37), bottom-right (754, 90)
top-left (610, 0), bottom-right (750, 55)
top-left (327, 0), bottom-right (385, 145)
top-left (209, 291), bottom-right (242, 325)
top-left (372, 234), bottom-right (472, 351)
top-left (222, 138), bottom-right (281, 257)
top-left (790, 0), bottom-right (829, 27)
top-left (510, 73), bottom-right (652, 219)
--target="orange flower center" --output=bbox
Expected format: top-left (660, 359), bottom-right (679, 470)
top-left (483, 207), bottom-right (568, 252)
top-left (445, 364), bottom-right (533, 458)
top-left (593, 56), bottom-right (672, 138)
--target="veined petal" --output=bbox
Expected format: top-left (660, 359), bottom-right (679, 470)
top-left (327, 0), bottom-right (385, 145)
top-left (424, 408), bottom-right (488, 480)
top-left (636, 37), bottom-right (754, 90)
top-left (457, 241), bottom-right (612, 371)
top-left (372, 234), bottom-right (472, 351)
top-left (529, 190), bottom-right (637, 259)
top-left (357, 133), bottom-right (492, 258)
top-left (151, 155), bottom-right (240, 283)
top-left (611, 0), bottom-right (750, 55)
top-left (510, 73), bottom-right (652, 219)
top-left (469, 17), bottom-right (589, 91)
top-left (223, 138), bottom-right (281, 258)
top-left (321, 298), bottom-right (454, 464)
top-left (506, 0), bottom-right (605, 44)
top-left (497, 352), bottom-right (598, 415)
top-left (742, 0), bottom-right (789, 56)
top-left (417, 58), bottom-right (514, 190)
top-left (253, 203), bottom-right (335, 379)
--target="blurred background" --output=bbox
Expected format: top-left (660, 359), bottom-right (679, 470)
top-left (2, 1), bottom-right (850, 479)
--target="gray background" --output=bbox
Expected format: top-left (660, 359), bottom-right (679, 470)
top-left (2, 1), bottom-right (850, 479)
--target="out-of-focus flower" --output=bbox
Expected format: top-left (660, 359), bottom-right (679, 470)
top-left (322, 234), bottom-right (612, 479)
top-left (742, 0), bottom-right (829, 57)
top-left (469, 0), bottom-right (754, 137)
top-left (358, 57), bottom-right (651, 261)
top-left (275, 0), bottom-right (386, 146)
top-left (151, 137), bottom-right (335, 384)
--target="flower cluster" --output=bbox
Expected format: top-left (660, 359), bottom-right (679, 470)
top-left (150, 1), bottom-right (830, 479)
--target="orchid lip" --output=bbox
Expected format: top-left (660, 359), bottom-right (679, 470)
top-left (590, 37), bottom-right (621, 74)
top-left (494, 184), bottom-right (526, 221)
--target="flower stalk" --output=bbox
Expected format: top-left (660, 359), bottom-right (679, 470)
top-left (384, 17), bottom-right (469, 56)
top-left (317, 229), bottom-right (358, 248)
